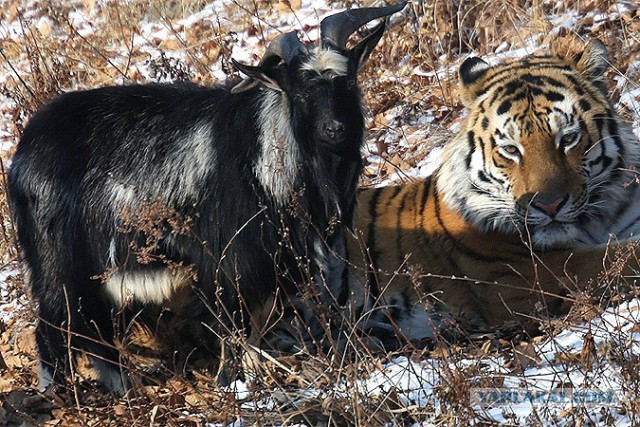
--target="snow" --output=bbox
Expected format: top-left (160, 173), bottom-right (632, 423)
top-left (212, 295), bottom-right (640, 425)
top-left (0, 266), bottom-right (26, 323)
top-left (1, 0), bottom-right (640, 425)
top-left (619, 87), bottom-right (640, 139)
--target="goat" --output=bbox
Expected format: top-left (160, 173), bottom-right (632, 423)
top-left (8, 2), bottom-right (407, 394)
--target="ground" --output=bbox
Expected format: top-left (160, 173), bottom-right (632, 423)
top-left (1, 0), bottom-right (640, 425)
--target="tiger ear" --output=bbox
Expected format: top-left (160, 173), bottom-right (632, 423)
top-left (574, 39), bottom-right (609, 91)
top-left (458, 57), bottom-right (492, 106)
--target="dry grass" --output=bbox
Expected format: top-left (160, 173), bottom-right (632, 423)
top-left (1, 0), bottom-right (640, 425)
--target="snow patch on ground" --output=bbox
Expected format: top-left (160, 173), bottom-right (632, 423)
top-left (1, 0), bottom-right (639, 425)
top-left (0, 266), bottom-right (27, 323)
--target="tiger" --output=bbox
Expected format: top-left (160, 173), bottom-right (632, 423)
top-left (343, 39), bottom-right (640, 346)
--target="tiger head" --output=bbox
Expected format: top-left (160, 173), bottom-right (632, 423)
top-left (437, 39), bottom-right (639, 249)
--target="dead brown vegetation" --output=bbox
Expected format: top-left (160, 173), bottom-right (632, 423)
top-left (0, 0), bottom-right (639, 425)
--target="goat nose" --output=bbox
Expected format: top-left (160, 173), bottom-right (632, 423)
top-left (533, 194), bottom-right (569, 217)
top-left (322, 120), bottom-right (345, 142)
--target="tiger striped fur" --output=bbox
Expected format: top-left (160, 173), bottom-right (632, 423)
top-left (345, 39), bottom-right (640, 344)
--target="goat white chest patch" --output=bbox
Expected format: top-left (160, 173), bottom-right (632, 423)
top-left (104, 268), bottom-right (187, 305)
top-left (255, 91), bottom-right (300, 205)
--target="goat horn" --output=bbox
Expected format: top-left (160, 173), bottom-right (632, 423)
top-left (260, 31), bottom-right (307, 65)
top-left (320, 1), bottom-right (407, 49)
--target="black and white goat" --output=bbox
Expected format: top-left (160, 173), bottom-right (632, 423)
top-left (8, 2), bottom-right (407, 394)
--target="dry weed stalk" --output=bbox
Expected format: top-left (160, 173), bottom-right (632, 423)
top-left (0, 0), bottom-right (639, 425)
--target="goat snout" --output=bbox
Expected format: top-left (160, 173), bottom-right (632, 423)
top-left (320, 119), bottom-right (346, 144)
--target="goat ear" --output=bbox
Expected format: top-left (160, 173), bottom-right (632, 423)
top-left (231, 59), bottom-right (284, 93)
top-left (230, 77), bottom-right (260, 94)
top-left (349, 21), bottom-right (386, 71)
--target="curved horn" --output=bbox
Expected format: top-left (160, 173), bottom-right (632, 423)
top-left (320, 0), bottom-right (407, 49)
top-left (259, 31), bottom-right (307, 66)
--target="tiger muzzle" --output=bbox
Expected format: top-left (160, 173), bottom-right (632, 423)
top-left (532, 194), bottom-right (570, 217)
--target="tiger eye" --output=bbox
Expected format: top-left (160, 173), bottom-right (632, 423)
top-left (559, 132), bottom-right (580, 150)
top-left (503, 145), bottom-right (519, 155)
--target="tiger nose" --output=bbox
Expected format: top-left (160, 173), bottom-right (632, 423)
top-left (533, 194), bottom-right (569, 217)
